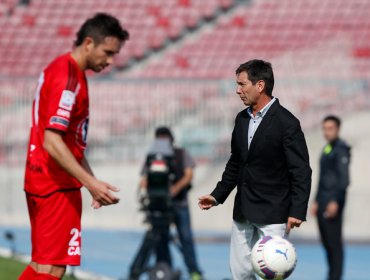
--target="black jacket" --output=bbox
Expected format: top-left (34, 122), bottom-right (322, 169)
top-left (211, 99), bottom-right (312, 224)
top-left (316, 139), bottom-right (350, 210)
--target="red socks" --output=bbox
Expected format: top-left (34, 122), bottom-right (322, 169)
top-left (34, 273), bottom-right (60, 280)
top-left (19, 265), bottom-right (37, 279)
top-left (18, 265), bottom-right (60, 280)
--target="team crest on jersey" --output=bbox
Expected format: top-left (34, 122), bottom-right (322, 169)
top-left (76, 117), bottom-right (89, 148)
top-left (59, 90), bottom-right (76, 111)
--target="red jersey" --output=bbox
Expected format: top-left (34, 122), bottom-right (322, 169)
top-left (25, 53), bottom-right (89, 196)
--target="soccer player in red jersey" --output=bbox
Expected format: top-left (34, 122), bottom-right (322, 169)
top-left (19, 13), bottom-right (129, 280)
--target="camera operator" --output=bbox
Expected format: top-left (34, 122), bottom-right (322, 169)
top-left (138, 127), bottom-right (202, 280)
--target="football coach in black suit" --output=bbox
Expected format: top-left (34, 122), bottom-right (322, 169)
top-left (198, 59), bottom-right (312, 279)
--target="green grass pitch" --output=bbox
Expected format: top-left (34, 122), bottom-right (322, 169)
top-left (0, 256), bottom-right (77, 280)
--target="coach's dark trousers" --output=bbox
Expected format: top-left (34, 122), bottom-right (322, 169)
top-left (317, 209), bottom-right (344, 280)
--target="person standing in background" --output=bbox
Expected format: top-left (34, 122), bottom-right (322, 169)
top-left (138, 127), bottom-right (203, 280)
top-left (311, 115), bottom-right (350, 280)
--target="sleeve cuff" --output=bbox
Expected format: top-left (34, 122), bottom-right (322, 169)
top-left (47, 116), bottom-right (69, 132)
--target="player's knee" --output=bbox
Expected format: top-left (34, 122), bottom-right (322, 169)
top-left (36, 264), bottom-right (66, 278)
top-left (52, 266), bottom-right (66, 278)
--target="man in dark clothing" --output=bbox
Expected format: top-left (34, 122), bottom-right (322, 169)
top-left (198, 60), bottom-right (312, 279)
top-left (311, 115), bottom-right (350, 280)
top-left (138, 127), bottom-right (202, 280)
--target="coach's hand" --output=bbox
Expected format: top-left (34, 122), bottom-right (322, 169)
top-left (198, 195), bottom-right (217, 210)
top-left (286, 217), bottom-right (302, 234)
top-left (86, 179), bottom-right (120, 208)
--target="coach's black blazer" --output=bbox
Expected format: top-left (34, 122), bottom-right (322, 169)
top-left (211, 99), bottom-right (312, 224)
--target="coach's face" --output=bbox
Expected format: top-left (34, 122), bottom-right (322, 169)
top-left (85, 36), bottom-right (122, 72)
top-left (236, 71), bottom-right (263, 107)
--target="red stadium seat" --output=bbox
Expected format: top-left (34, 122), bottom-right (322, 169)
top-left (0, 0), bottom-right (228, 77)
top-left (0, 0), bottom-right (369, 82)
top-left (57, 25), bottom-right (73, 37)
top-left (352, 48), bottom-right (370, 58)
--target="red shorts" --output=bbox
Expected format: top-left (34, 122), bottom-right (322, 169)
top-left (26, 190), bottom-right (82, 266)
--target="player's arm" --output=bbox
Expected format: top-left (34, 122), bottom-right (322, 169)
top-left (44, 129), bottom-right (120, 208)
top-left (81, 156), bottom-right (107, 209)
top-left (171, 167), bottom-right (193, 197)
top-left (81, 156), bottom-right (94, 176)
top-left (333, 146), bottom-right (350, 200)
top-left (323, 146), bottom-right (350, 218)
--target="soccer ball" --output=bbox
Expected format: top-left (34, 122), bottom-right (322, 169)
top-left (251, 235), bottom-right (297, 280)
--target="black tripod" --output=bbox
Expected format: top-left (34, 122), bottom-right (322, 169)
top-left (128, 211), bottom-right (181, 280)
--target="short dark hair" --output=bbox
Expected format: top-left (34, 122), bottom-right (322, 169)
top-left (323, 115), bottom-right (341, 127)
top-left (236, 59), bottom-right (275, 96)
top-left (74, 13), bottom-right (129, 47)
top-left (155, 126), bottom-right (174, 143)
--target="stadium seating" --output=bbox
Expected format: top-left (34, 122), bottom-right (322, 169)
top-left (122, 0), bottom-right (370, 79)
top-left (0, 0), bottom-right (18, 16)
top-left (0, 0), bottom-right (235, 77)
top-left (0, 0), bottom-right (369, 164)
top-left (0, 0), bottom-right (368, 78)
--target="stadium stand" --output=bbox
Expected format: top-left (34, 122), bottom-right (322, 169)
top-left (0, 0), bottom-right (18, 16)
top-left (1, 0), bottom-right (370, 245)
top-left (0, 0), bottom-right (369, 78)
top-left (0, 0), bottom-right (369, 164)
top-left (124, 0), bottom-right (370, 78)
top-left (0, 0), bottom-right (236, 77)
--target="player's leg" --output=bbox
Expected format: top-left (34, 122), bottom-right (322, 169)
top-left (29, 190), bottom-right (82, 279)
top-left (173, 204), bottom-right (202, 277)
top-left (35, 264), bottom-right (66, 279)
top-left (317, 210), bottom-right (337, 279)
top-left (19, 263), bottom-right (63, 280)
top-left (18, 263), bottom-right (37, 279)
top-left (19, 196), bottom-right (39, 279)
top-left (319, 210), bottom-right (344, 280)
top-left (34, 273), bottom-right (61, 279)
top-left (230, 220), bottom-right (258, 280)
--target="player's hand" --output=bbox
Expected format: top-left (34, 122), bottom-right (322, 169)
top-left (324, 201), bottom-right (338, 219)
top-left (86, 179), bottom-right (120, 208)
top-left (286, 217), bottom-right (302, 234)
top-left (198, 195), bottom-right (217, 210)
top-left (91, 199), bottom-right (102, 209)
top-left (310, 202), bottom-right (318, 217)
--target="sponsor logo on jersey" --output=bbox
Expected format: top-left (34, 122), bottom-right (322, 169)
top-left (59, 90), bottom-right (76, 111)
top-left (57, 108), bottom-right (71, 118)
top-left (50, 116), bottom-right (70, 127)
